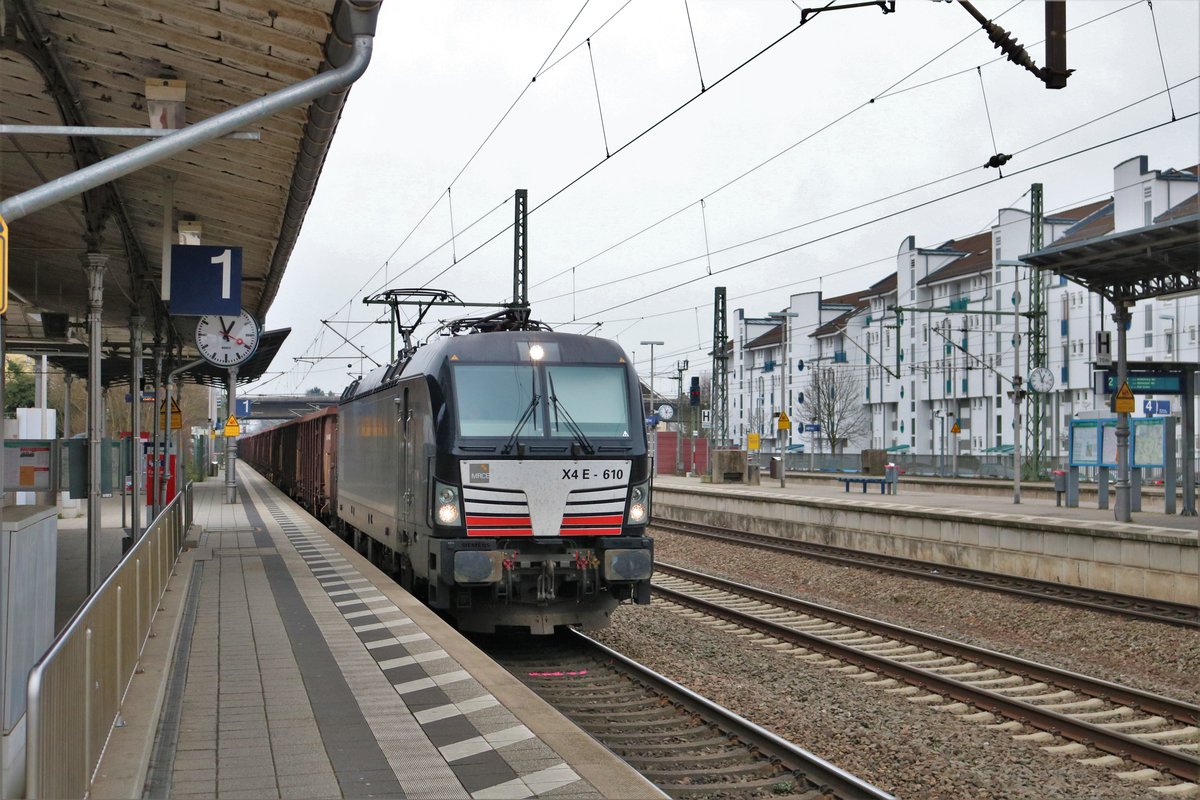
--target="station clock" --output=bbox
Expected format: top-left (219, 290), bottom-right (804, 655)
top-left (195, 309), bottom-right (261, 367)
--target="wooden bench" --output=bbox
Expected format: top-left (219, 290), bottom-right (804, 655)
top-left (837, 476), bottom-right (896, 495)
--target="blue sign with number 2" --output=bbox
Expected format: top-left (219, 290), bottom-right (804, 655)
top-left (168, 244), bottom-right (242, 315)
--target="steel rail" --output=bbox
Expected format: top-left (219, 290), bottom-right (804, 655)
top-left (652, 517), bottom-right (1199, 628)
top-left (568, 630), bottom-right (895, 800)
top-left (653, 563), bottom-right (1200, 782)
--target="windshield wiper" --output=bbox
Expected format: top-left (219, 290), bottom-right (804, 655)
top-left (502, 393), bottom-right (539, 455)
top-left (548, 374), bottom-right (595, 455)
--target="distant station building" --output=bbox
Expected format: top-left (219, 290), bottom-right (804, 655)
top-left (727, 155), bottom-right (1198, 465)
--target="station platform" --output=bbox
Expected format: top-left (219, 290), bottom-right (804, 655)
top-left (651, 474), bottom-right (1197, 607)
top-left (87, 469), bottom-right (662, 800)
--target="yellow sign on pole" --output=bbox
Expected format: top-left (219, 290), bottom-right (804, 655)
top-left (747, 432), bottom-right (760, 451)
top-left (951, 421), bottom-right (961, 434)
top-left (777, 410), bottom-right (791, 431)
top-left (159, 398), bottom-right (183, 430)
top-left (1114, 381), bottom-right (1135, 414)
top-left (224, 414), bottom-right (241, 437)
top-left (0, 212), bottom-right (8, 315)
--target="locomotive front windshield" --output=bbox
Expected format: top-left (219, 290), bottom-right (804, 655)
top-left (454, 364), bottom-right (542, 437)
top-left (453, 363), bottom-right (630, 439)
top-left (544, 365), bottom-right (630, 438)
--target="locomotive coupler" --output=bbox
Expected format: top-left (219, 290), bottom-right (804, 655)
top-left (536, 560), bottom-right (556, 602)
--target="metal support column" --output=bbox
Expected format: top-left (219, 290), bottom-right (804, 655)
top-left (83, 251), bottom-right (108, 594)
top-left (62, 373), bottom-right (73, 438)
top-left (226, 367), bottom-right (239, 503)
top-left (1182, 368), bottom-right (1196, 516)
top-left (1114, 303), bottom-right (1132, 523)
top-left (710, 287), bottom-right (729, 459)
top-left (129, 316), bottom-right (144, 541)
top-left (151, 342), bottom-right (163, 518)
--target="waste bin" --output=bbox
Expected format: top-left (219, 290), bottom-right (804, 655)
top-left (769, 456), bottom-right (781, 479)
top-left (1052, 469), bottom-right (1066, 506)
top-left (209, 460), bottom-right (219, 477)
top-left (884, 464), bottom-right (898, 495)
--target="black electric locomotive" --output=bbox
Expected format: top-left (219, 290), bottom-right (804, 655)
top-left (335, 316), bottom-right (653, 633)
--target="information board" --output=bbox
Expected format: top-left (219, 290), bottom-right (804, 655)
top-left (3, 440), bottom-right (56, 492)
top-left (1132, 418), bottom-right (1165, 467)
top-left (1068, 420), bottom-right (1099, 467)
top-left (1100, 419), bottom-right (1119, 467)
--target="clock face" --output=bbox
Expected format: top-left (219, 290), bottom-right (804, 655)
top-left (196, 310), bottom-right (261, 366)
top-left (1029, 367), bottom-right (1055, 393)
top-left (657, 404), bottom-right (674, 421)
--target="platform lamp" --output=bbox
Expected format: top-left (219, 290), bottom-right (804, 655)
top-left (640, 340), bottom-right (664, 466)
top-left (768, 311), bottom-right (799, 488)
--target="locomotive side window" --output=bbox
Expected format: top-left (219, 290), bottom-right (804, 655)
top-left (544, 365), bottom-right (630, 438)
top-left (453, 364), bottom-right (542, 437)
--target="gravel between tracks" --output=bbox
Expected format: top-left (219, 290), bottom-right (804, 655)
top-left (588, 528), bottom-right (1200, 800)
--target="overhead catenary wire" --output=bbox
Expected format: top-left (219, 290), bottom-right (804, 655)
top-left (253, 6), bottom-right (1190, 393)
top-left (534, 77), bottom-right (1195, 309)
top-left (1145, 0), bottom-right (1177, 121)
top-left (569, 112), bottom-right (1197, 323)
top-left (405, 0), bottom-right (843, 294)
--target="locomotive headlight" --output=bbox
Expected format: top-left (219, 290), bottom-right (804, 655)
top-left (626, 481), bottom-right (649, 525)
top-left (434, 481), bottom-right (462, 526)
top-left (528, 343), bottom-right (545, 361)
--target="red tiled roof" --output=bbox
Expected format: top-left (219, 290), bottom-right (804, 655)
top-left (917, 231), bottom-right (993, 286)
top-left (1155, 193), bottom-right (1198, 223)
top-left (1049, 202), bottom-right (1115, 247)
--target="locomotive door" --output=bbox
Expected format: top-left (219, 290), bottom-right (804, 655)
top-left (398, 387), bottom-right (414, 522)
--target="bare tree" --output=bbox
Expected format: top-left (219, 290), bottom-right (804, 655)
top-left (798, 366), bottom-right (870, 454)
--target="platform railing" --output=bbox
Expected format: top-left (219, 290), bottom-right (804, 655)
top-left (24, 481), bottom-right (193, 799)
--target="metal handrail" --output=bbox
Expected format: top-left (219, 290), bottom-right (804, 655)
top-left (24, 481), bottom-right (193, 799)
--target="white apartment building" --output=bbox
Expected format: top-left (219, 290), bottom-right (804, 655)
top-left (727, 155), bottom-right (1198, 461)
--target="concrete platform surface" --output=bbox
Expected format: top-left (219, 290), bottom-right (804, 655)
top-left (88, 469), bottom-right (663, 800)
top-left (657, 473), bottom-right (1199, 536)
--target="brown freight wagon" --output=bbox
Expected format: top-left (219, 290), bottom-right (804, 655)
top-left (239, 406), bottom-right (338, 523)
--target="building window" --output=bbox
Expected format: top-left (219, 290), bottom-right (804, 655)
top-left (1166, 332), bottom-right (1173, 354)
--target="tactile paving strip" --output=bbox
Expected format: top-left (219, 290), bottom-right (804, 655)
top-left (248, 479), bottom-right (599, 800)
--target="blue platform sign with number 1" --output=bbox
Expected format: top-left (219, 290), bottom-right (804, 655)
top-left (167, 244), bottom-right (242, 315)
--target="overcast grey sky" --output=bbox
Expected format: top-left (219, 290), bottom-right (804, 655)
top-left (250, 0), bottom-right (1199, 396)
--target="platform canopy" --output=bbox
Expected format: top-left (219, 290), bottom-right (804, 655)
top-left (1020, 210), bottom-right (1198, 304)
top-left (1, 0), bottom-right (381, 386)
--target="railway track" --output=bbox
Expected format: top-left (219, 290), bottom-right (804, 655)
top-left (652, 562), bottom-right (1200, 789)
top-left (476, 629), bottom-right (894, 800)
top-left (652, 518), bottom-right (1200, 628)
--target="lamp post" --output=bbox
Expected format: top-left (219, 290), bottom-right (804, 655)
top-left (640, 340), bottom-right (664, 468)
top-left (997, 260), bottom-right (1028, 505)
top-left (673, 359), bottom-right (688, 475)
top-left (769, 311), bottom-right (799, 488)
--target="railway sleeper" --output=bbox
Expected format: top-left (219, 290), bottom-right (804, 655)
top-left (599, 728), bottom-right (726, 743)
top-left (1037, 697), bottom-right (1107, 713)
top-left (1134, 726), bottom-right (1200, 742)
top-left (629, 749), bottom-right (759, 768)
top-left (638, 763), bottom-right (791, 781)
top-left (1096, 715), bottom-right (1168, 731)
top-left (612, 737), bottom-right (745, 754)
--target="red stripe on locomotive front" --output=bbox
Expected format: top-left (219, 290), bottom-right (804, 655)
top-left (465, 515), bottom-right (533, 527)
top-left (556, 527), bottom-right (622, 536)
top-left (467, 527), bottom-right (533, 537)
top-left (561, 514), bottom-right (624, 526)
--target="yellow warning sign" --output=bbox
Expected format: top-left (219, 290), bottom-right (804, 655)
top-left (951, 421), bottom-right (961, 434)
top-left (777, 410), bottom-right (791, 431)
top-left (747, 432), bottom-right (760, 451)
top-left (1114, 381), bottom-right (1135, 414)
top-left (223, 414), bottom-right (241, 437)
top-left (159, 397), bottom-right (183, 430)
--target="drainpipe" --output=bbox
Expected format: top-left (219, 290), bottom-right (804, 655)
top-left (0, 9), bottom-right (377, 223)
